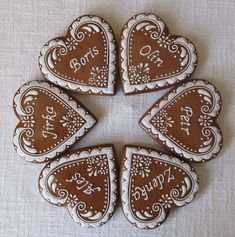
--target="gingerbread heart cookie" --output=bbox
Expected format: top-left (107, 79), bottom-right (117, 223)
top-left (39, 15), bottom-right (117, 95)
top-left (13, 80), bottom-right (96, 163)
top-left (39, 145), bottom-right (117, 227)
top-left (121, 145), bottom-right (199, 229)
top-left (139, 79), bottom-right (223, 162)
top-left (119, 13), bottom-right (198, 95)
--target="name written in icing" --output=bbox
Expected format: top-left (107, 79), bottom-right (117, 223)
top-left (180, 106), bottom-right (193, 136)
top-left (66, 172), bottom-right (101, 195)
top-left (132, 167), bottom-right (175, 201)
top-left (70, 46), bottom-right (99, 73)
top-left (42, 106), bottom-right (58, 140)
top-left (139, 45), bottom-right (163, 67)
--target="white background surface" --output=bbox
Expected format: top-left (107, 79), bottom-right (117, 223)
top-left (0, 0), bottom-right (235, 236)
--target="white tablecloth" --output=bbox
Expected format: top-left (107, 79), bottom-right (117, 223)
top-left (1, 0), bottom-right (235, 236)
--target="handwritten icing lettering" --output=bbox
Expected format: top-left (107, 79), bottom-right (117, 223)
top-left (66, 172), bottom-right (101, 195)
top-left (70, 46), bottom-right (99, 73)
top-left (180, 106), bottom-right (193, 136)
top-left (132, 167), bottom-right (175, 201)
top-left (42, 106), bottom-right (57, 139)
top-left (139, 45), bottom-right (163, 67)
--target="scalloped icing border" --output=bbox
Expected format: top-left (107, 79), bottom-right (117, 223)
top-left (121, 146), bottom-right (199, 229)
top-left (38, 145), bottom-right (117, 228)
top-left (13, 80), bottom-right (97, 163)
top-left (120, 13), bottom-right (198, 94)
top-left (39, 15), bottom-right (116, 95)
top-left (139, 80), bottom-right (223, 162)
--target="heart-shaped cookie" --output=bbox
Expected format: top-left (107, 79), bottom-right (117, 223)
top-left (121, 145), bottom-right (199, 229)
top-left (38, 145), bottom-right (117, 227)
top-left (13, 80), bottom-right (96, 163)
top-left (139, 79), bottom-right (223, 162)
top-left (39, 15), bottom-right (117, 95)
top-left (119, 13), bottom-right (198, 95)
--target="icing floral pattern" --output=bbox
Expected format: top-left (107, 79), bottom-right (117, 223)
top-left (129, 63), bottom-right (150, 85)
top-left (198, 115), bottom-right (213, 127)
top-left (157, 34), bottom-right (172, 48)
top-left (131, 154), bottom-right (152, 177)
top-left (151, 109), bottom-right (174, 134)
top-left (86, 155), bottom-right (109, 176)
top-left (60, 109), bottom-right (86, 134)
top-left (88, 66), bottom-right (108, 87)
top-left (65, 37), bottom-right (78, 50)
top-left (66, 194), bottom-right (79, 207)
top-left (22, 116), bottom-right (35, 128)
top-left (159, 194), bottom-right (173, 208)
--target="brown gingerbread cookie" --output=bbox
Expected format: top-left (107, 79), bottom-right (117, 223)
top-left (121, 145), bottom-right (199, 229)
top-left (119, 13), bottom-right (198, 95)
top-left (38, 144), bottom-right (117, 227)
top-left (139, 79), bottom-right (223, 162)
top-left (39, 15), bottom-right (117, 95)
top-left (13, 80), bottom-right (96, 163)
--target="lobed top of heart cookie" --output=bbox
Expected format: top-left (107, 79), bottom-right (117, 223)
top-left (39, 15), bottom-right (117, 95)
top-left (139, 79), bottom-right (223, 162)
top-left (13, 80), bottom-right (97, 163)
top-left (38, 144), bottom-right (117, 227)
top-left (119, 13), bottom-right (198, 95)
top-left (121, 145), bottom-right (199, 229)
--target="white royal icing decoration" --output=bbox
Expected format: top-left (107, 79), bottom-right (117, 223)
top-left (39, 15), bottom-right (116, 95)
top-left (39, 145), bottom-right (117, 228)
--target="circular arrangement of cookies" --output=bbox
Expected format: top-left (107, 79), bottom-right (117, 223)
top-left (12, 13), bottom-right (222, 229)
